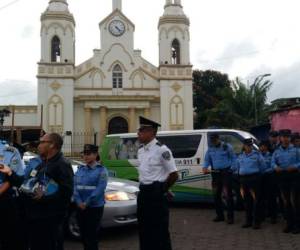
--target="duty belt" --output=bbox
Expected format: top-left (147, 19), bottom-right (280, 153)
top-left (76, 185), bottom-right (97, 190)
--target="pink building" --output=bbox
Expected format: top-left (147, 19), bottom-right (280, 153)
top-left (270, 98), bottom-right (300, 133)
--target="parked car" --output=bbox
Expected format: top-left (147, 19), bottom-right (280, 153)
top-left (22, 153), bottom-right (139, 239)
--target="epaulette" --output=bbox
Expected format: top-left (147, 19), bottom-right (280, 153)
top-left (156, 141), bottom-right (163, 147)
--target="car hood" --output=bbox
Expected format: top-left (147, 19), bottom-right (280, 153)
top-left (106, 178), bottom-right (139, 193)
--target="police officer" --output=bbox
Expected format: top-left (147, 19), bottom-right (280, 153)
top-left (73, 144), bottom-right (108, 250)
top-left (291, 132), bottom-right (300, 148)
top-left (0, 140), bottom-right (25, 250)
top-left (20, 133), bottom-right (74, 250)
top-left (137, 116), bottom-right (178, 250)
top-left (269, 131), bottom-right (280, 154)
top-left (259, 140), bottom-right (277, 224)
top-left (272, 129), bottom-right (300, 233)
top-left (203, 134), bottom-right (236, 224)
top-left (232, 138), bottom-right (265, 229)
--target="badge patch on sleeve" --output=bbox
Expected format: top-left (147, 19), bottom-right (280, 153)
top-left (162, 151), bottom-right (171, 161)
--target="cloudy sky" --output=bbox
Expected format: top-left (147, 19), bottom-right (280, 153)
top-left (0, 0), bottom-right (300, 105)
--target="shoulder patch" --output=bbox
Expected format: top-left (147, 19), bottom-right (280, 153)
top-left (162, 151), bottom-right (171, 161)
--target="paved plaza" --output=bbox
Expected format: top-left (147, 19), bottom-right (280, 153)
top-left (65, 204), bottom-right (300, 250)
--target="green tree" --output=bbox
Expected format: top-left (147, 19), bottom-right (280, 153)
top-left (193, 70), bottom-right (233, 128)
top-left (193, 70), bottom-right (272, 129)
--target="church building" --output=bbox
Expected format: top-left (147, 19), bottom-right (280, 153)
top-left (4, 0), bottom-right (194, 145)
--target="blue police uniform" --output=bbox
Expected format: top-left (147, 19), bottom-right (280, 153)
top-left (204, 142), bottom-right (236, 223)
top-left (204, 142), bottom-right (236, 170)
top-left (261, 152), bottom-right (273, 174)
top-left (74, 162), bottom-right (108, 250)
top-left (233, 150), bottom-right (265, 176)
top-left (73, 163), bottom-right (108, 207)
top-left (271, 145), bottom-right (300, 170)
top-left (261, 152), bottom-right (277, 223)
top-left (271, 145), bottom-right (300, 233)
top-left (233, 149), bottom-right (265, 228)
top-left (0, 140), bottom-right (25, 250)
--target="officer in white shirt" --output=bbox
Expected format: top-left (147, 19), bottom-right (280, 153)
top-left (137, 116), bottom-right (178, 250)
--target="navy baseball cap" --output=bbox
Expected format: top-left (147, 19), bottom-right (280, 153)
top-left (243, 138), bottom-right (253, 146)
top-left (82, 144), bottom-right (98, 154)
top-left (279, 129), bottom-right (292, 137)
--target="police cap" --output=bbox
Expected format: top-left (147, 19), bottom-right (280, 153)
top-left (259, 140), bottom-right (270, 148)
top-left (82, 144), bottom-right (98, 154)
top-left (243, 138), bottom-right (253, 146)
top-left (139, 116), bottom-right (161, 130)
top-left (279, 129), bottom-right (292, 137)
top-left (269, 131), bottom-right (279, 137)
top-left (292, 132), bottom-right (300, 140)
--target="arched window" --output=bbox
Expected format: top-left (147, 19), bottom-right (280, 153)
top-left (112, 64), bottom-right (123, 89)
top-left (51, 36), bottom-right (61, 62)
top-left (171, 39), bottom-right (180, 64)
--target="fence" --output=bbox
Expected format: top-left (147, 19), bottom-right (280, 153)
top-left (62, 131), bottom-right (99, 158)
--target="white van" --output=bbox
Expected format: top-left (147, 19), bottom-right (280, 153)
top-left (100, 129), bottom-right (257, 202)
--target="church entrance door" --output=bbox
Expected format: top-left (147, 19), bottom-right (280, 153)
top-left (108, 116), bottom-right (129, 134)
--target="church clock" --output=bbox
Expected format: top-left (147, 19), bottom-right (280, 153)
top-left (109, 20), bottom-right (125, 36)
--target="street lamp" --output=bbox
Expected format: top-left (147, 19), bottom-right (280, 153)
top-left (253, 74), bottom-right (271, 125)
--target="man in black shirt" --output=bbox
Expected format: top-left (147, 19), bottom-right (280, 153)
top-left (22, 133), bottom-right (73, 250)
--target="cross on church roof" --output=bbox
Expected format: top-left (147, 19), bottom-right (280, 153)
top-left (113, 0), bottom-right (122, 11)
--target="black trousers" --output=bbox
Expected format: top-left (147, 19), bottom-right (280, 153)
top-left (28, 216), bottom-right (63, 250)
top-left (77, 207), bottom-right (104, 250)
top-left (0, 197), bottom-right (18, 250)
top-left (137, 183), bottom-right (172, 250)
top-left (276, 172), bottom-right (300, 229)
top-left (232, 174), bottom-right (244, 210)
top-left (211, 170), bottom-right (234, 220)
top-left (261, 172), bottom-right (277, 220)
top-left (240, 174), bottom-right (262, 224)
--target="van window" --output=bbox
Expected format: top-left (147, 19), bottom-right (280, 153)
top-left (107, 137), bottom-right (140, 160)
top-left (208, 132), bottom-right (243, 155)
top-left (157, 135), bottom-right (202, 158)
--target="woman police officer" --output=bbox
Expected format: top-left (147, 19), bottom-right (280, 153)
top-left (232, 138), bottom-right (265, 229)
top-left (73, 144), bottom-right (108, 250)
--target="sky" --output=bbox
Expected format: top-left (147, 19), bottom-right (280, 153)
top-left (0, 0), bottom-right (300, 105)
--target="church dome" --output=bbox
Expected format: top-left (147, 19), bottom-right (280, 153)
top-left (47, 0), bottom-right (69, 12)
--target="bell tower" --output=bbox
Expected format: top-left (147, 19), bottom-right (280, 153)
top-left (37, 0), bottom-right (76, 133)
top-left (158, 0), bottom-right (193, 130)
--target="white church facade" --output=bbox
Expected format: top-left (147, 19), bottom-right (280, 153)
top-left (4, 0), bottom-right (194, 144)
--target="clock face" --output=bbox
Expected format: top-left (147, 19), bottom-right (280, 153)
top-left (109, 20), bottom-right (125, 36)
